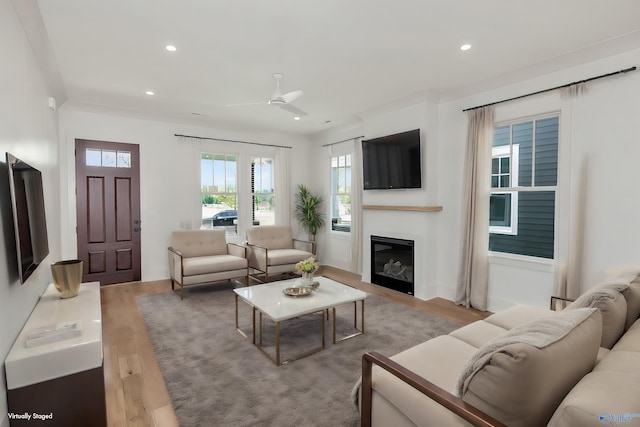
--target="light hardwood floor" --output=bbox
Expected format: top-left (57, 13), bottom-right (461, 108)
top-left (101, 267), bottom-right (490, 426)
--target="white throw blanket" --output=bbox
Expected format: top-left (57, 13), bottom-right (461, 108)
top-left (453, 307), bottom-right (597, 397)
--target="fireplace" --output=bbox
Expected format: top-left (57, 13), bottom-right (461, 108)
top-left (370, 235), bottom-right (414, 295)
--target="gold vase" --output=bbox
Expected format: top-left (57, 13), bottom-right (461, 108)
top-left (51, 260), bottom-right (83, 298)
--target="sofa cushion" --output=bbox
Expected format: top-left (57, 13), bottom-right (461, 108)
top-left (592, 273), bottom-right (640, 331)
top-left (610, 319), bottom-right (640, 352)
top-left (611, 272), bottom-right (640, 330)
top-left (172, 230), bottom-right (228, 257)
top-left (371, 335), bottom-right (479, 427)
top-left (483, 304), bottom-right (556, 330)
top-left (566, 286), bottom-right (627, 349)
top-left (449, 321), bottom-right (508, 349)
top-left (182, 255), bottom-right (247, 276)
top-left (593, 350), bottom-right (640, 373)
top-left (603, 266), bottom-right (640, 329)
top-left (548, 371), bottom-right (640, 427)
top-left (455, 308), bottom-right (602, 427)
top-left (246, 226), bottom-right (294, 250)
top-left (267, 249), bottom-right (313, 266)
top-left (623, 279), bottom-right (640, 330)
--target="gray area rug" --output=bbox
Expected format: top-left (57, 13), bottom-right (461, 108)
top-left (137, 281), bottom-right (460, 427)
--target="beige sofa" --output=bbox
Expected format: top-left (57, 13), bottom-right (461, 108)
top-left (358, 271), bottom-right (640, 427)
top-left (168, 229), bottom-right (248, 299)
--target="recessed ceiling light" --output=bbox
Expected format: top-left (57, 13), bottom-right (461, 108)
top-left (165, 45), bottom-right (177, 52)
top-left (460, 44), bottom-right (472, 51)
top-left (145, 91), bottom-right (155, 96)
top-left (294, 116), bottom-right (301, 121)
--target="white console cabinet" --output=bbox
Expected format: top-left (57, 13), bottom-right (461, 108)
top-left (4, 282), bottom-right (106, 426)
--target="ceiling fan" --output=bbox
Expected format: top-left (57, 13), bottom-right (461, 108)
top-left (225, 73), bottom-right (308, 117)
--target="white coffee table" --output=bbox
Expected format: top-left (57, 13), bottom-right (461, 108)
top-left (234, 276), bottom-right (367, 365)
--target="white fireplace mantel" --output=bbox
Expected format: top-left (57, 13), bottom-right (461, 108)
top-left (363, 205), bottom-right (442, 212)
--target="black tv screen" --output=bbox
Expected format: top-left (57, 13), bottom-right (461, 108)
top-left (362, 129), bottom-right (422, 190)
top-left (6, 152), bottom-right (49, 283)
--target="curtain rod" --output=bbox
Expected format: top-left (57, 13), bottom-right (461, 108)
top-left (174, 133), bottom-right (292, 149)
top-left (321, 135), bottom-right (365, 147)
top-left (463, 66), bottom-right (637, 112)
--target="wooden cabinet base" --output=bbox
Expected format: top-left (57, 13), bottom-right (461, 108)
top-left (7, 365), bottom-right (106, 427)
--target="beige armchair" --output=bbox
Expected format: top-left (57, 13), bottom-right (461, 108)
top-left (168, 229), bottom-right (248, 299)
top-left (246, 226), bottom-right (315, 283)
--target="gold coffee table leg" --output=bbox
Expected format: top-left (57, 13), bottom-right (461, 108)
top-left (333, 299), bottom-right (365, 344)
top-left (275, 321), bottom-right (281, 366)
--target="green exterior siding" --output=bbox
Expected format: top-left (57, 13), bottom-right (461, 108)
top-left (489, 116), bottom-right (558, 259)
top-left (489, 191), bottom-right (555, 259)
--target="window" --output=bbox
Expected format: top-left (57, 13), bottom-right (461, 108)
top-left (251, 157), bottom-right (275, 226)
top-left (330, 154), bottom-right (351, 232)
top-left (86, 148), bottom-right (131, 168)
top-left (201, 153), bottom-right (238, 234)
top-left (490, 144), bottom-right (519, 234)
top-left (489, 116), bottom-right (558, 259)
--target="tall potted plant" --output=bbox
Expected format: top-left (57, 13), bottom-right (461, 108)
top-left (295, 184), bottom-right (325, 241)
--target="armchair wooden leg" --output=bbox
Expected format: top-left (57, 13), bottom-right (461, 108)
top-left (180, 284), bottom-right (184, 300)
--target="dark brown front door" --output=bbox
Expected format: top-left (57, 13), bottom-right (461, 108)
top-left (75, 139), bottom-right (141, 285)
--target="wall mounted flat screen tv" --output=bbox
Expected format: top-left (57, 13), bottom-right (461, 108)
top-left (362, 129), bottom-right (422, 190)
top-left (6, 152), bottom-right (49, 283)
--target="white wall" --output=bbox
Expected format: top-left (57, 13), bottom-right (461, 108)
top-left (437, 48), bottom-right (640, 311)
top-left (311, 100), bottom-right (442, 299)
top-left (58, 105), bottom-right (312, 281)
top-left (0, 1), bottom-right (61, 425)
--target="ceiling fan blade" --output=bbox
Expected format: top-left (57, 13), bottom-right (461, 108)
top-left (224, 101), bottom-right (267, 107)
top-left (280, 90), bottom-right (304, 104)
top-left (280, 103), bottom-right (308, 117)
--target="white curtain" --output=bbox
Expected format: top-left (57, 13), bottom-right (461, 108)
top-left (456, 106), bottom-right (494, 310)
top-left (554, 83), bottom-right (588, 299)
top-left (274, 146), bottom-right (291, 226)
top-left (177, 135), bottom-right (204, 230)
top-left (350, 138), bottom-right (363, 274)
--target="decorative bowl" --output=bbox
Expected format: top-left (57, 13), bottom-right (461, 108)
top-left (283, 287), bottom-right (312, 297)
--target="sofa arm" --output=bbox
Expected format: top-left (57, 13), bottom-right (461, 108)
top-left (361, 351), bottom-right (506, 427)
top-left (246, 243), bottom-right (268, 272)
top-left (293, 239), bottom-right (316, 255)
top-left (227, 242), bottom-right (246, 259)
top-left (167, 246), bottom-right (183, 283)
top-left (550, 296), bottom-right (575, 311)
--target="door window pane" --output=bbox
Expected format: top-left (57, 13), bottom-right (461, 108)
top-left (86, 149), bottom-right (101, 166)
top-left (102, 150), bottom-right (117, 167)
top-left (117, 151), bottom-right (131, 168)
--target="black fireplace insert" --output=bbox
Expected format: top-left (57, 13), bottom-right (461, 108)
top-left (370, 235), bottom-right (414, 295)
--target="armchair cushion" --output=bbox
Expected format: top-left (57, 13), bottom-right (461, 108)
top-left (183, 255), bottom-right (248, 276)
top-left (246, 226), bottom-right (294, 250)
top-left (172, 230), bottom-right (228, 257)
top-left (268, 249), bottom-right (314, 266)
